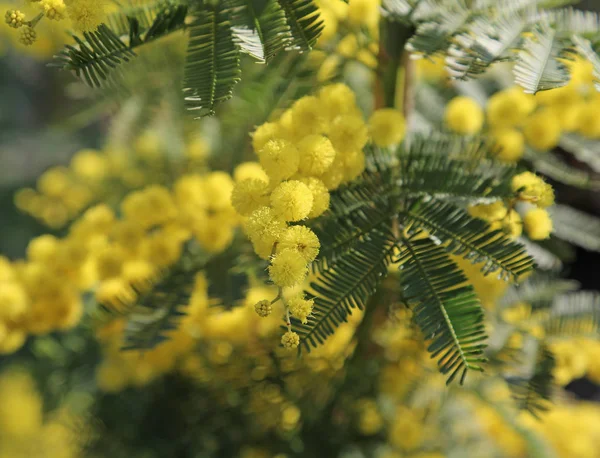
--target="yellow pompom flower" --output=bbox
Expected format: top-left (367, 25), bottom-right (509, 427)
top-left (298, 177), bottom-right (330, 217)
top-left (523, 208), bottom-right (553, 240)
top-left (491, 128), bottom-right (525, 163)
top-left (368, 109), bottom-right (406, 147)
top-left (329, 115), bottom-right (369, 154)
top-left (445, 96), bottom-right (484, 134)
top-left (336, 34), bottom-right (359, 58)
top-left (318, 83), bottom-right (359, 121)
top-left (281, 330), bottom-right (300, 349)
top-left (342, 150), bottom-right (366, 182)
top-left (288, 295), bottom-right (314, 324)
top-left (5, 9), bottom-right (25, 28)
top-left (278, 225), bottom-right (320, 262)
top-left (468, 201), bottom-right (507, 222)
top-left (202, 171), bottom-right (235, 211)
top-left (270, 180), bottom-right (313, 222)
top-left (231, 178), bottom-right (270, 216)
top-left (347, 0), bottom-right (379, 29)
top-left (244, 206), bottom-right (287, 246)
top-left (297, 135), bottom-right (336, 175)
top-left (254, 300), bottom-right (272, 318)
top-left (523, 109), bottom-right (562, 151)
top-left (27, 234), bottom-right (59, 263)
top-left (576, 102), bottom-right (600, 139)
top-left (70, 149), bottom-right (107, 180)
top-left (0, 282), bottom-right (29, 320)
top-left (320, 156), bottom-right (346, 190)
top-left (511, 172), bottom-right (555, 208)
top-left (234, 161), bottom-right (269, 182)
top-left (40, 0), bottom-right (67, 20)
top-left (494, 209), bottom-right (522, 238)
top-left (486, 87), bottom-right (536, 128)
top-left (0, 370), bottom-right (43, 437)
top-left (291, 96), bottom-right (327, 136)
top-left (252, 122), bottom-right (282, 153)
top-left (121, 185), bottom-right (178, 229)
top-left (317, 8), bottom-right (338, 44)
top-left (258, 139), bottom-right (300, 182)
top-left (66, 0), bottom-right (107, 32)
top-left (269, 249), bottom-right (308, 287)
top-left (567, 56), bottom-right (595, 85)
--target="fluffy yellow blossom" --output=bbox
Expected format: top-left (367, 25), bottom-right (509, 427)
top-left (551, 340), bottom-right (588, 385)
top-left (70, 149), bottom-right (107, 180)
top-left (185, 137), bottom-right (209, 160)
top-left (288, 295), bottom-right (314, 324)
top-left (369, 109), bottom-right (406, 147)
top-left (493, 209), bottom-right (522, 238)
top-left (269, 249), bottom-right (308, 287)
top-left (491, 128), bottom-right (525, 162)
top-left (291, 96), bottom-right (327, 137)
top-left (336, 34), bottom-right (359, 58)
top-left (576, 102), bottom-right (600, 139)
top-left (523, 208), bottom-right (553, 240)
top-left (254, 300), bottom-right (272, 318)
top-left (278, 226), bottom-right (320, 262)
top-left (121, 185), bottom-right (177, 229)
top-left (317, 8), bottom-right (338, 43)
top-left (281, 330), bottom-right (300, 349)
top-left (356, 399), bottom-right (384, 435)
top-left (320, 156), bottom-right (346, 190)
top-left (347, 0), bottom-right (379, 29)
top-left (297, 135), bottom-right (336, 175)
top-left (511, 171), bottom-right (555, 208)
top-left (342, 150), bottom-right (366, 181)
top-left (40, 0), bottom-right (66, 20)
top-left (487, 86), bottom-right (536, 128)
top-left (244, 207), bottom-right (287, 246)
top-left (0, 370), bottom-right (43, 437)
top-left (0, 282), bottom-right (28, 320)
top-left (26, 234), bottom-right (59, 263)
top-left (318, 83), bottom-right (359, 121)
top-left (468, 201), bottom-right (507, 222)
top-left (270, 180), bottom-right (313, 222)
top-left (5, 9), bottom-right (25, 28)
top-left (258, 139), bottom-right (300, 182)
top-left (202, 172), bottom-right (235, 210)
top-left (389, 407), bottom-right (424, 451)
top-left (234, 161), bottom-right (269, 182)
top-left (328, 115), bottom-right (369, 154)
top-left (523, 109), bottom-right (562, 151)
top-left (66, 0), bottom-right (107, 32)
top-left (298, 177), bottom-right (330, 218)
top-left (252, 122), bottom-right (282, 153)
top-left (231, 178), bottom-right (270, 216)
top-left (445, 96), bottom-right (484, 134)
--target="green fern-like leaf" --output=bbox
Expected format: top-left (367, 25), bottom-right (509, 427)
top-left (446, 15), bottom-right (529, 79)
top-left (560, 134), bottom-right (600, 174)
top-left (513, 22), bottom-right (571, 94)
top-left (277, 0), bottom-right (323, 52)
top-left (293, 228), bottom-right (397, 351)
top-left (183, 2), bottom-right (242, 117)
top-left (501, 273), bottom-right (579, 310)
top-left (543, 291), bottom-right (600, 337)
top-left (398, 234), bottom-right (487, 384)
top-left (507, 345), bottom-right (555, 416)
top-left (401, 199), bottom-right (534, 281)
top-left (398, 153), bottom-right (515, 201)
top-left (51, 25), bottom-right (136, 87)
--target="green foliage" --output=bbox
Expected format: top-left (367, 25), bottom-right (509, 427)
top-left (549, 204), bottom-right (600, 252)
top-left (508, 345), bottom-right (556, 416)
top-left (401, 199), bottom-right (534, 281)
top-left (183, 2), bottom-right (242, 117)
top-left (398, 233), bottom-right (487, 384)
top-left (293, 227), bottom-right (396, 351)
top-left (543, 291), bottom-right (600, 337)
top-left (53, 0), bottom-right (322, 115)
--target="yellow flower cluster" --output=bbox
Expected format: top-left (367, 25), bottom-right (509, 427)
top-left (445, 57), bottom-right (598, 162)
top-left (3, 0), bottom-right (107, 47)
top-left (312, 0), bottom-right (380, 81)
top-left (233, 84), bottom-right (405, 348)
top-left (0, 369), bottom-right (85, 458)
top-left (15, 133), bottom-right (209, 229)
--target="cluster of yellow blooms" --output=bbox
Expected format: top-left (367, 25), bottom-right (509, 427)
top-left (15, 131), bottom-right (209, 229)
top-left (444, 56), bottom-right (598, 162)
top-left (0, 369), bottom-right (86, 458)
top-left (3, 0), bottom-right (106, 46)
top-left (230, 83), bottom-right (405, 349)
top-left (466, 171), bottom-right (555, 243)
top-left (311, 0), bottom-right (380, 82)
